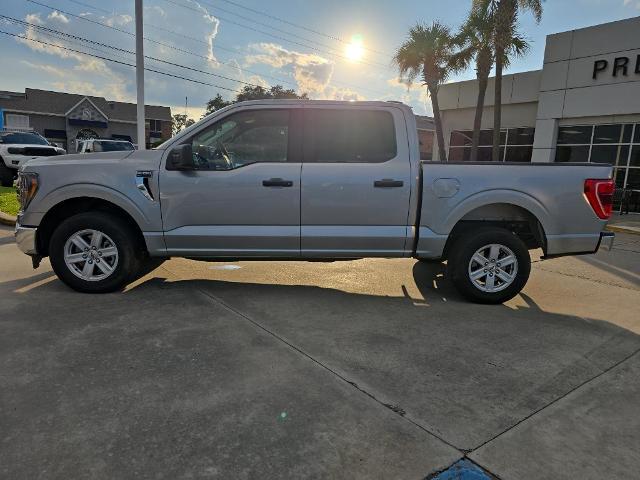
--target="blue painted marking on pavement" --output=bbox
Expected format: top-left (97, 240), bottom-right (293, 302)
top-left (431, 459), bottom-right (492, 480)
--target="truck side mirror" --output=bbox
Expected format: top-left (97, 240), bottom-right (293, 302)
top-left (168, 144), bottom-right (194, 170)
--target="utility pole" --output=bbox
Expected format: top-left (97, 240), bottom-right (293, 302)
top-left (135, 0), bottom-right (145, 150)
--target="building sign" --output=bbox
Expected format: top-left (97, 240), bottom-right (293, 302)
top-left (593, 54), bottom-right (640, 79)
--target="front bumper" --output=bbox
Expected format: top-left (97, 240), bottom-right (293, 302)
top-left (597, 231), bottom-right (615, 252)
top-left (15, 222), bottom-right (38, 255)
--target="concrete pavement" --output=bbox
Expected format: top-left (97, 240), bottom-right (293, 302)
top-left (1, 224), bottom-right (639, 479)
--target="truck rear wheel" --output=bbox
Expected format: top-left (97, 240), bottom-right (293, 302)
top-left (49, 212), bottom-right (142, 293)
top-left (0, 161), bottom-right (15, 187)
top-left (448, 227), bottom-right (531, 304)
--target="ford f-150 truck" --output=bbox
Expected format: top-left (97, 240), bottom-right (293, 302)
top-left (14, 100), bottom-right (615, 303)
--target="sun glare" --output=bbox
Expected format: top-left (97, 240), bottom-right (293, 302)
top-left (345, 34), bottom-right (364, 62)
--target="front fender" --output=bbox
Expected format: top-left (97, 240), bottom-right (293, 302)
top-left (23, 183), bottom-right (158, 231)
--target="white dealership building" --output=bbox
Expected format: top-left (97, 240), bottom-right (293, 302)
top-left (436, 15), bottom-right (640, 208)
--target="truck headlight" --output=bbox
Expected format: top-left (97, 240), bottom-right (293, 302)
top-left (17, 172), bottom-right (39, 212)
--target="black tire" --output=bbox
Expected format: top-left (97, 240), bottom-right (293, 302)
top-left (417, 258), bottom-right (443, 264)
top-left (448, 227), bottom-right (531, 304)
top-left (49, 212), bottom-right (143, 293)
top-left (0, 161), bottom-right (15, 187)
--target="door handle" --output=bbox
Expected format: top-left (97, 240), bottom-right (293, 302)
top-left (262, 178), bottom-right (293, 187)
top-left (374, 179), bottom-right (404, 188)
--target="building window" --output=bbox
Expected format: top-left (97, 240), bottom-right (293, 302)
top-left (448, 128), bottom-right (532, 162)
top-left (5, 113), bottom-right (30, 129)
top-left (418, 129), bottom-right (433, 160)
top-left (556, 124), bottom-right (640, 195)
top-left (148, 119), bottom-right (162, 132)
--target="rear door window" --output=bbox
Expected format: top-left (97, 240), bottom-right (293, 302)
top-left (305, 109), bottom-right (397, 163)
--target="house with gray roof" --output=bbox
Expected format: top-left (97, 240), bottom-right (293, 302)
top-left (0, 88), bottom-right (172, 152)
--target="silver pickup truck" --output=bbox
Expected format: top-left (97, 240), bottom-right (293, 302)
top-left (14, 100), bottom-right (615, 303)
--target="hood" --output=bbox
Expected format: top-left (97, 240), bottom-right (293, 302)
top-left (21, 149), bottom-right (163, 171)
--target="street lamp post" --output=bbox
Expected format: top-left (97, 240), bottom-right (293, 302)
top-left (135, 0), bottom-right (145, 150)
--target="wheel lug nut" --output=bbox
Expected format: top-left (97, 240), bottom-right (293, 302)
top-left (483, 269), bottom-right (487, 272)
top-left (96, 259), bottom-right (100, 263)
top-left (98, 252), bottom-right (102, 256)
top-left (82, 254), bottom-right (87, 259)
top-left (484, 262), bottom-right (488, 266)
top-left (88, 260), bottom-right (93, 264)
top-left (489, 273), bottom-right (493, 277)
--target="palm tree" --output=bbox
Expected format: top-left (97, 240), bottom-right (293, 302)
top-left (394, 22), bottom-right (457, 162)
top-left (454, 5), bottom-right (529, 161)
top-left (477, 0), bottom-right (542, 161)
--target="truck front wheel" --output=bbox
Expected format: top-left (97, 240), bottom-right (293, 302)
top-left (448, 227), bottom-right (531, 304)
top-left (49, 212), bottom-right (142, 293)
top-left (0, 161), bottom-right (15, 187)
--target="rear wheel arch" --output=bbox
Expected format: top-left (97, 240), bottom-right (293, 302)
top-left (442, 202), bottom-right (547, 259)
top-left (37, 197), bottom-right (147, 256)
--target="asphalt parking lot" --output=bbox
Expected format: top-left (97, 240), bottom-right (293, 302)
top-left (1, 224), bottom-right (639, 479)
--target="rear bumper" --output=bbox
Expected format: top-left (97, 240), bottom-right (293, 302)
top-left (542, 231), bottom-right (614, 259)
top-left (15, 222), bottom-right (38, 255)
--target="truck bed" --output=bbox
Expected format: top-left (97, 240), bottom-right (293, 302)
top-left (415, 161), bottom-right (613, 259)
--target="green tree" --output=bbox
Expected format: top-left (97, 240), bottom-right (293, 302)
top-left (172, 113), bottom-right (196, 135)
top-left (394, 22), bottom-right (458, 162)
top-left (203, 93), bottom-right (232, 118)
top-left (477, 0), bottom-right (542, 161)
top-left (454, 4), bottom-right (528, 161)
top-left (203, 85), bottom-right (308, 118)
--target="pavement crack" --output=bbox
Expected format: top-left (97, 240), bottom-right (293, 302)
top-left (468, 346), bottom-right (640, 454)
top-left (196, 287), bottom-right (463, 454)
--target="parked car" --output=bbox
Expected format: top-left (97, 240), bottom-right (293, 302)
top-left (0, 130), bottom-right (65, 186)
top-left (14, 100), bottom-right (615, 302)
top-left (76, 139), bottom-right (135, 153)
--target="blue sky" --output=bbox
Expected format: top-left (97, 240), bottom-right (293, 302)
top-left (1, 0), bottom-right (639, 118)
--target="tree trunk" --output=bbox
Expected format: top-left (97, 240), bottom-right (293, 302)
top-left (429, 84), bottom-right (447, 162)
top-left (471, 75), bottom-right (489, 162)
top-left (492, 52), bottom-right (504, 162)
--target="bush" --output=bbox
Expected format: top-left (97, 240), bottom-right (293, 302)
top-left (0, 186), bottom-right (19, 216)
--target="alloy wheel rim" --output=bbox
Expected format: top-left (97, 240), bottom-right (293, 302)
top-left (63, 229), bottom-right (119, 282)
top-left (467, 243), bottom-right (518, 293)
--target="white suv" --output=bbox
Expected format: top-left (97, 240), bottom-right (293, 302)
top-left (0, 130), bottom-right (65, 187)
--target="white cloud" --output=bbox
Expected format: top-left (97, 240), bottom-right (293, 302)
top-left (324, 86), bottom-right (365, 101)
top-left (17, 12), bottom-right (133, 102)
top-left (103, 14), bottom-right (133, 27)
top-left (184, 0), bottom-right (221, 64)
top-left (386, 76), bottom-right (433, 116)
top-left (47, 11), bottom-right (69, 24)
top-left (246, 43), bottom-right (334, 94)
top-left (20, 60), bottom-right (67, 77)
top-left (145, 5), bottom-right (167, 17)
top-left (623, 0), bottom-right (640, 8)
top-left (25, 13), bottom-right (43, 25)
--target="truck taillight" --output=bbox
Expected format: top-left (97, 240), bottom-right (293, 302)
top-left (584, 179), bottom-right (614, 220)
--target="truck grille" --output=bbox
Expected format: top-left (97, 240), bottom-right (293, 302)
top-left (22, 147), bottom-right (60, 156)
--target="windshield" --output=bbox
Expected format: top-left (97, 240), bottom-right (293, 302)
top-left (94, 141), bottom-right (135, 152)
top-left (0, 132), bottom-right (49, 145)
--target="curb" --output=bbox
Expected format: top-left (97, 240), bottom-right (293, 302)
top-left (606, 224), bottom-right (640, 236)
top-left (0, 211), bottom-right (16, 227)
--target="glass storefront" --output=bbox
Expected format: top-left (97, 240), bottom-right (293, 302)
top-left (556, 123), bottom-right (640, 212)
top-left (448, 128), bottom-right (535, 162)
